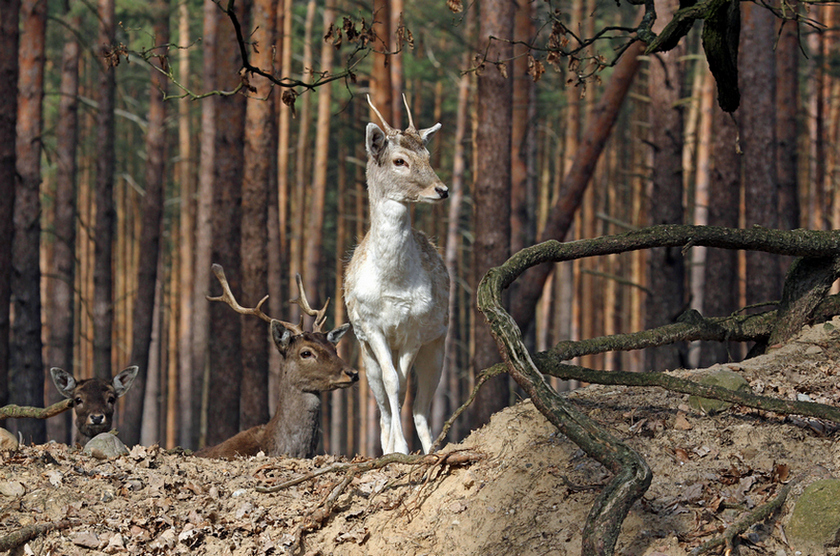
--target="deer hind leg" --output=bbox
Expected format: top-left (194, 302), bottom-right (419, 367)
top-left (362, 337), bottom-right (411, 454)
top-left (411, 335), bottom-right (446, 453)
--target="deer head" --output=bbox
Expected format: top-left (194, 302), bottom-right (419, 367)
top-left (365, 94), bottom-right (448, 205)
top-left (50, 366), bottom-right (139, 442)
top-left (207, 264), bottom-right (358, 391)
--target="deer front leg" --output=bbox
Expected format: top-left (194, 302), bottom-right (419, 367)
top-left (411, 336), bottom-right (446, 453)
top-left (361, 338), bottom-right (411, 454)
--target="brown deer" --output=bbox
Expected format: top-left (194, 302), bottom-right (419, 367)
top-left (195, 264), bottom-right (358, 460)
top-left (49, 366), bottom-right (139, 444)
top-left (344, 95), bottom-right (449, 454)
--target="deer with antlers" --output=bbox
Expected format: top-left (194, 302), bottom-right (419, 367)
top-left (195, 264), bottom-right (358, 460)
top-left (344, 95), bottom-right (450, 455)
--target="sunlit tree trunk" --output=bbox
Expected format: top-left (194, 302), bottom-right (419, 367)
top-left (240, 0), bottom-right (276, 431)
top-left (123, 0), bottom-right (169, 447)
top-left (776, 2), bottom-right (799, 230)
top-left (47, 1), bottom-right (81, 444)
top-left (0, 0), bottom-right (19, 410)
top-left (176, 0), bottom-right (195, 449)
top-left (93, 0), bottom-right (117, 382)
top-left (470, 0), bottom-right (514, 429)
top-left (11, 0), bottom-right (47, 443)
top-left (190, 0), bottom-right (219, 449)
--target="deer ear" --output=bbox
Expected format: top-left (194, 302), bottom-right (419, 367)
top-left (50, 367), bottom-right (76, 399)
top-left (271, 320), bottom-right (294, 353)
top-left (419, 123), bottom-right (441, 145)
top-left (327, 323), bottom-right (351, 345)
top-left (366, 123), bottom-right (388, 163)
top-left (113, 366), bottom-right (139, 397)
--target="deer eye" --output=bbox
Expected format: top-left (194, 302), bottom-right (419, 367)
top-left (393, 158), bottom-right (406, 167)
top-left (74, 397), bottom-right (83, 406)
top-left (107, 396), bottom-right (116, 405)
top-left (300, 350), bottom-right (313, 359)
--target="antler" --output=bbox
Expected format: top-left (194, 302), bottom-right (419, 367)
top-left (207, 264), bottom-right (304, 335)
top-left (290, 273), bottom-right (331, 333)
top-left (402, 93), bottom-right (416, 133)
top-left (366, 94), bottom-right (396, 134)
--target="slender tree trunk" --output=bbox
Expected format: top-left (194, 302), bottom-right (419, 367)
top-left (0, 0), bottom-right (20, 410)
top-left (371, 0), bottom-right (392, 118)
top-left (123, 0), bottom-right (169, 447)
top-left (207, 0), bottom-right (248, 446)
top-left (11, 0), bottom-right (47, 443)
top-left (47, 2), bottom-right (81, 444)
top-left (176, 0), bottom-right (195, 448)
top-left (190, 0), bottom-right (219, 449)
top-left (240, 0), bottom-right (276, 431)
top-left (470, 0), bottom-right (514, 429)
top-left (740, 1), bottom-right (781, 310)
top-left (93, 0), bottom-right (117, 382)
top-left (304, 0), bottom-right (336, 308)
top-left (645, 0), bottom-right (686, 371)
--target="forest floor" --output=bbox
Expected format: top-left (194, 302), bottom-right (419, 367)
top-left (3, 318), bottom-right (840, 556)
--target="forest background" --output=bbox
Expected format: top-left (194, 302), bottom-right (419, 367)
top-left (1, 0), bottom-right (838, 457)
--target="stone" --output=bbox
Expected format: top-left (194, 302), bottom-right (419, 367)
top-left (687, 368), bottom-right (751, 415)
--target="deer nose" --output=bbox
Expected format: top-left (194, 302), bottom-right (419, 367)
top-left (346, 368), bottom-right (359, 382)
top-left (435, 186), bottom-right (449, 199)
top-left (90, 414), bottom-right (105, 425)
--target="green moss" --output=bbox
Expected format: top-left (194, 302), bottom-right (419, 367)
top-left (687, 369), bottom-right (750, 414)
top-left (788, 479), bottom-right (840, 551)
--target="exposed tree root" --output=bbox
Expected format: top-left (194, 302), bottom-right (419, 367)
top-left (255, 449), bottom-right (485, 554)
top-left (0, 518), bottom-right (77, 553)
top-left (0, 398), bottom-right (72, 422)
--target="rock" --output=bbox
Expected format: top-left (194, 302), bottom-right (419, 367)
top-left (687, 368), bottom-right (751, 414)
top-left (83, 432), bottom-right (129, 459)
top-left (0, 427), bottom-right (18, 451)
top-left (787, 479), bottom-right (840, 554)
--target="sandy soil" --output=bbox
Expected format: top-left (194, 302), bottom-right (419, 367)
top-left (3, 318), bottom-right (840, 556)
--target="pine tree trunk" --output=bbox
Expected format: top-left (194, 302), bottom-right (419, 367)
top-left (776, 2), bottom-right (800, 231)
top-left (470, 0), bottom-right (514, 429)
top-left (123, 0), bottom-right (169, 447)
top-left (93, 0), bottom-right (117, 381)
top-left (190, 0), bottom-right (219, 449)
top-left (240, 0), bottom-right (276, 431)
top-left (46, 2), bottom-right (81, 444)
top-left (645, 0), bottom-right (686, 372)
top-left (0, 0), bottom-right (19, 410)
top-left (11, 0), bottom-right (47, 443)
top-left (206, 0), bottom-right (248, 446)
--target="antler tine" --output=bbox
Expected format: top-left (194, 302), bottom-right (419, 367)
top-left (290, 273), bottom-right (331, 332)
top-left (401, 93), bottom-right (416, 132)
top-left (366, 94), bottom-right (396, 134)
top-left (207, 264), bottom-right (303, 334)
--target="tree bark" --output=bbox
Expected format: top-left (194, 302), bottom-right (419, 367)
top-left (207, 0), bottom-right (248, 446)
top-left (123, 0), bottom-right (169, 447)
top-left (776, 3), bottom-right (799, 230)
top-left (645, 0), bottom-right (686, 371)
top-left (0, 0), bottom-right (19, 410)
top-left (240, 0), bottom-right (276, 430)
top-left (46, 1), bottom-right (81, 444)
top-left (93, 0), bottom-right (117, 382)
top-left (740, 1), bottom-right (781, 309)
top-left (11, 0), bottom-right (47, 443)
top-left (470, 0), bottom-right (514, 429)
top-left (189, 0), bottom-right (219, 449)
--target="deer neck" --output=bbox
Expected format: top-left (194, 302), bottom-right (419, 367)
top-left (264, 368), bottom-right (322, 458)
top-left (367, 195), bottom-right (417, 263)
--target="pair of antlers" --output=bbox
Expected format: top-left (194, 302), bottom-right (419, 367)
top-left (367, 93), bottom-right (417, 135)
top-left (207, 264), bottom-right (330, 335)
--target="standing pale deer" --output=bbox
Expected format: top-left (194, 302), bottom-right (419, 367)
top-left (195, 265), bottom-right (358, 460)
top-left (344, 95), bottom-right (449, 455)
top-left (50, 366), bottom-right (139, 444)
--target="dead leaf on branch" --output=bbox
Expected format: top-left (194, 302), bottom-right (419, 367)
top-left (446, 0), bottom-right (463, 13)
top-left (527, 55), bottom-right (545, 82)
